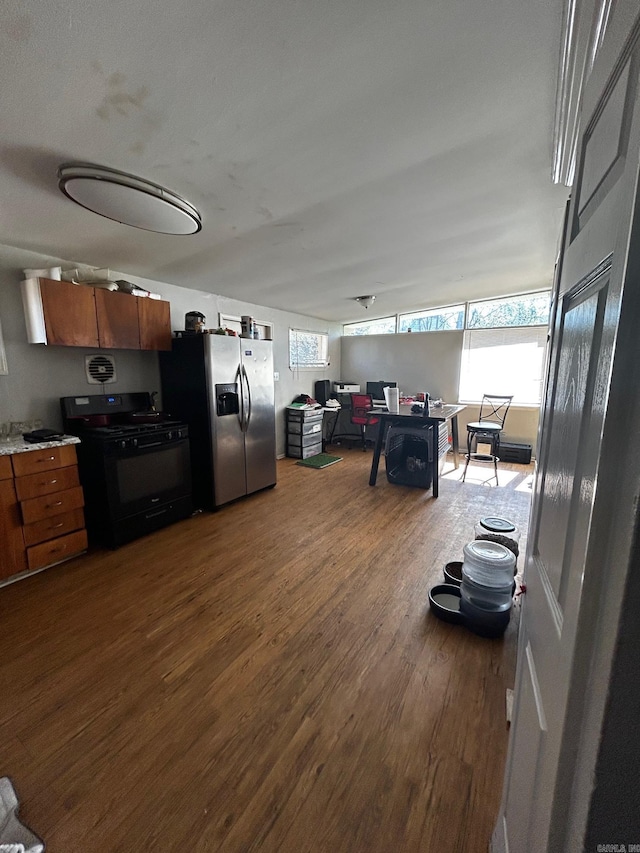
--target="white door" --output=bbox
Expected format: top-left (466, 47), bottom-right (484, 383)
top-left (494, 6), bottom-right (640, 851)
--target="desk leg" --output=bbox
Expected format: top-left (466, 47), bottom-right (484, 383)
top-left (451, 415), bottom-right (460, 469)
top-left (326, 410), bottom-right (339, 448)
top-left (369, 422), bottom-right (386, 486)
top-left (431, 424), bottom-right (439, 498)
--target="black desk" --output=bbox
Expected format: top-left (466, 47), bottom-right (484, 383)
top-left (368, 404), bottom-right (466, 497)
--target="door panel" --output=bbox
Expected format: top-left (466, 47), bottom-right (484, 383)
top-left (576, 62), bottom-right (633, 228)
top-left (205, 335), bottom-right (246, 506)
top-left (241, 339), bottom-right (276, 494)
top-left (95, 289), bottom-right (140, 349)
top-left (495, 6), bottom-right (640, 851)
top-left (503, 641), bottom-right (546, 851)
top-left (40, 278), bottom-right (99, 347)
top-left (535, 275), bottom-right (609, 601)
top-left (138, 298), bottom-right (172, 351)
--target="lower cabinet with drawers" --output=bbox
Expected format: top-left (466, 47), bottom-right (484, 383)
top-left (0, 442), bottom-right (88, 585)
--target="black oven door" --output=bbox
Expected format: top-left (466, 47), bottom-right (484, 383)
top-left (105, 438), bottom-right (192, 520)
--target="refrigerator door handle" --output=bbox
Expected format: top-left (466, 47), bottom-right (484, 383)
top-left (235, 364), bottom-right (244, 430)
top-left (242, 364), bottom-right (252, 431)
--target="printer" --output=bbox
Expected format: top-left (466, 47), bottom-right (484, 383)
top-left (333, 382), bottom-right (361, 394)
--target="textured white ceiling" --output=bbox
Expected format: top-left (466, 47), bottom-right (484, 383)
top-left (0, 0), bottom-right (569, 322)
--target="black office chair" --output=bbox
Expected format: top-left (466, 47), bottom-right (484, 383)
top-left (462, 394), bottom-right (513, 485)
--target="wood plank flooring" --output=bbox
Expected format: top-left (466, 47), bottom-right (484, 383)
top-left (0, 451), bottom-right (533, 852)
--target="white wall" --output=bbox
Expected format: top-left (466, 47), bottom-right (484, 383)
top-left (341, 330), bottom-right (540, 452)
top-left (0, 244), bottom-right (341, 456)
top-left (341, 330), bottom-right (463, 402)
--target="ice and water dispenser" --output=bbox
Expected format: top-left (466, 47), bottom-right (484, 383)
top-left (216, 384), bottom-right (239, 416)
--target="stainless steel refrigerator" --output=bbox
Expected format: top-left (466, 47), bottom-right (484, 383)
top-left (160, 334), bottom-right (277, 509)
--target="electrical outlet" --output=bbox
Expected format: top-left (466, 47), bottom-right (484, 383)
top-left (274, 371), bottom-right (280, 381)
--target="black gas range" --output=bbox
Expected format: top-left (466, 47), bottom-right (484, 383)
top-left (61, 393), bottom-right (192, 548)
top-left (77, 420), bottom-right (189, 453)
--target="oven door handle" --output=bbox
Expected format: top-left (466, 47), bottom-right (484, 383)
top-left (242, 364), bottom-right (252, 432)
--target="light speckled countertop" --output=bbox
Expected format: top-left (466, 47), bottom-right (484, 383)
top-left (0, 435), bottom-right (80, 456)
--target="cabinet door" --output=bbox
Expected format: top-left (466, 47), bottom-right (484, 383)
top-left (39, 278), bottom-right (99, 347)
top-left (95, 289), bottom-right (141, 349)
top-left (0, 478), bottom-right (27, 581)
top-left (138, 298), bottom-right (172, 350)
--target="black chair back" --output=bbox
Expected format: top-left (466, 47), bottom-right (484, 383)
top-left (478, 395), bottom-right (513, 428)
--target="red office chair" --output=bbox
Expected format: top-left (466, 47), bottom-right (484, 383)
top-left (350, 393), bottom-right (379, 451)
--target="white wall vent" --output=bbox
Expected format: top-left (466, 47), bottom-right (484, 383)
top-left (85, 354), bottom-right (117, 384)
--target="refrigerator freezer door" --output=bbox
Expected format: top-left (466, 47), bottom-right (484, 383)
top-left (205, 335), bottom-right (247, 505)
top-left (240, 339), bottom-right (277, 494)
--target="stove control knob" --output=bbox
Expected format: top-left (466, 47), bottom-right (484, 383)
top-left (133, 438), bottom-right (138, 448)
top-left (167, 430), bottom-right (174, 440)
top-left (119, 440), bottom-right (127, 449)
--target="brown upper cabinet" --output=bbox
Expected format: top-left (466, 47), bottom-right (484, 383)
top-left (23, 278), bottom-right (172, 351)
top-left (138, 298), bottom-right (172, 351)
top-left (40, 278), bottom-right (99, 347)
top-left (95, 289), bottom-right (141, 349)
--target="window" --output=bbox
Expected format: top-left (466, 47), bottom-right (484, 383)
top-left (459, 326), bottom-right (548, 406)
top-left (398, 304), bottom-right (464, 333)
top-left (289, 328), bottom-right (330, 369)
top-left (467, 292), bottom-right (550, 329)
top-left (343, 316), bottom-right (396, 336)
top-left (459, 292), bottom-right (550, 405)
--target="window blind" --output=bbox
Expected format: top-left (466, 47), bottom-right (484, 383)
top-left (459, 326), bottom-right (548, 405)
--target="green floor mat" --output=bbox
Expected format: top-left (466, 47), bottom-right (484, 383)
top-left (296, 453), bottom-right (343, 469)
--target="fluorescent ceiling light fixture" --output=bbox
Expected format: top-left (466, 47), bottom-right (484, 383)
top-left (355, 295), bottom-right (376, 309)
top-left (57, 163), bottom-right (202, 235)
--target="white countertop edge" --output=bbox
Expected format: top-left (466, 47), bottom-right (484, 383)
top-left (0, 435), bottom-right (81, 456)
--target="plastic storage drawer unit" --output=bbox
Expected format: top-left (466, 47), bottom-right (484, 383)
top-left (286, 407), bottom-right (324, 458)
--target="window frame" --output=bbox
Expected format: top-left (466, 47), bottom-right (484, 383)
top-left (341, 289), bottom-right (551, 338)
top-left (398, 302), bottom-right (466, 333)
top-left (343, 316), bottom-right (397, 336)
top-left (465, 291), bottom-right (551, 330)
top-left (289, 327), bottom-right (331, 371)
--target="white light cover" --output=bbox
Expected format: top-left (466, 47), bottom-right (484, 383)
top-left (58, 163), bottom-right (202, 235)
top-left (355, 295), bottom-right (376, 308)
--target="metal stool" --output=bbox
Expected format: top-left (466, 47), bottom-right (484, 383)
top-left (462, 394), bottom-right (513, 485)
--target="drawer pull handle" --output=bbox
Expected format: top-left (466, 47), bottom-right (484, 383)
top-left (49, 543), bottom-right (67, 554)
top-left (49, 479), bottom-right (58, 485)
top-left (47, 501), bottom-right (64, 508)
top-left (52, 522), bottom-right (64, 529)
top-left (39, 456), bottom-right (56, 462)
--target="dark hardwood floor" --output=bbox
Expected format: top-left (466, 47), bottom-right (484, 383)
top-left (0, 450), bottom-right (533, 852)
